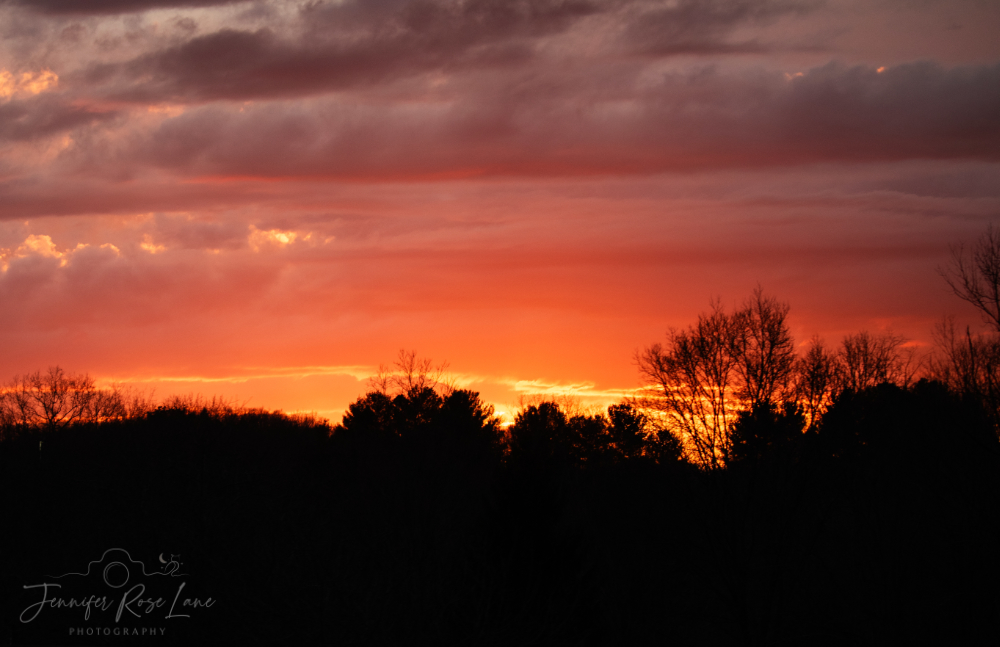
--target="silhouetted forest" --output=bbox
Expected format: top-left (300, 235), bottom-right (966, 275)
top-left (5, 230), bottom-right (1000, 645)
top-left (4, 367), bottom-right (999, 645)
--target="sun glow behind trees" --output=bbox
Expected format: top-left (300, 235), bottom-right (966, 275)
top-left (0, 289), bottom-right (947, 472)
top-left (634, 287), bottom-right (937, 469)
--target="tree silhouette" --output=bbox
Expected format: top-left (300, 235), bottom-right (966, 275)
top-left (2, 346), bottom-right (999, 644)
top-left (507, 401), bottom-right (574, 466)
top-left (336, 352), bottom-right (504, 460)
top-left (605, 403), bottom-right (649, 460)
top-left (369, 349), bottom-right (451, 396)
top-left (794, 335), bottom-right (838, 431)
top-left (728, 401), bottom-right (806, 465)
top-left (2, 367), bottom-right (96, 430)
top-left (935, 224), bottom-right (1000, 432)
top-left (338, 390), bottom-right (397, 440)
top-left (929, 318), bottom-right (1000, 432)
top-left (338, 386), bottom-right (502, 449)
top-left (607, 402), bottom-right (682, 464)
top-left (835, 330), bottom-right (917, 393)
top-left (636, 289), bottom-right (795, 468)
top-left (732, 286), bottom-right (797, 409)
top-left (636, 300), bottom-right (738, 468)
top-left (0, 367), bottom-right (158, 436)
top-left (940, 223), bottom-right (1000, 331)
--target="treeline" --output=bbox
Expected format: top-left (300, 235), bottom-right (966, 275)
top-left (626, 224), bottom-right (1000, 473)
top-left (338, 351), bottom-right (682, 469)
top-left (0, 366), bottom-right (154, 429)
top-left (0, 366), bottom-right (324, 436)
top-left (4, 353), bottom-right (999, 645)
top-left (634, 287), bottom-right (925, 469)
top-left (626, 223), bottom-right (1000, 470)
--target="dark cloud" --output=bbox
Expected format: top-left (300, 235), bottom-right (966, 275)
top-left (301, 0), bottom-right (602, 40)
top-left (0, 95), bottom-right (120, 143)
top-left (92, 60), bottom-right (1000, 180)
top-left (623, 0), bottom-right (819, 55)
top-left (871, 165), bottom-right (1000, 199)
top-left (91, 27), bottom-right (415, 102)
top-left (90, 0), bottom-right (600, 102)
top-left (72, 0), bottom-right (816, 103)
top-left (773, 61), bottom-right (1000, 160)
top-left (0, 0), bottom-right (250, 15)
top-left (0, 174), bottom-right (281, 220)
top-left (150, 213), bottom-right (249, 250)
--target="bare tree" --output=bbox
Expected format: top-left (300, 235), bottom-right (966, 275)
top-left (835, 331), bottom-right (917, 392)
top-left (2, 367), bottom-right (97, 429)
top-left (2, 375), bottom-right (35, 427)
top-left (936, 224), bottom-right (1000, 433)
top-left (929, 317), bottom-right (1000, 427)
top-left (732, 286), bottom-right (797, 409)
top-left (87, 382), bottom-right (156, 421)
top-left (636, 290), bottom-right (797, 468)
top-left (159, 393), bottom-right (249, 415)
top-left (940, 223), bottom-right (1000, 332)
top-left (108, 383), bottom-right (157, 420)
top-left (368, 349), bottom-right (451, 397)
top-left (514, 393), bottom-right (602, 420)
top-left (0, 368), bottom-right (159, 430)
top-left (794, 336), bottom-right (837, 431)
top-left (636, 300), bottom-right (740, 469)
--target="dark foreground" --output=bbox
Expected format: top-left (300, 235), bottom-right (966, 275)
top-left (3, 381), bottom-right (999, 646)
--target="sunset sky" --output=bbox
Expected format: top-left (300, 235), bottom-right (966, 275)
top-left (1, 0), bottom-right (998, 421)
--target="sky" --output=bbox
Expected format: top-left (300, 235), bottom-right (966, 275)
top-left (1, 0), bottom-right (998, 421)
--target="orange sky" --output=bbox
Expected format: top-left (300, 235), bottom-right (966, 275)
top-left (1, 0), bottom-right (999, 422)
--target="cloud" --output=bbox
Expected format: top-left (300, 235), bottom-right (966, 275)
top-left (0, 94), bottom-right (119, 143)
top-left (0, 228), bottom-right (279, 331)
top-left (73, 60), bottom-right (998, 181)
top-left (772, 61), bottom-right (1000, 160)
top-left (248, 225), bottom-right (302, 251)
top-left (0, 67), bottom-right (119, 144)
top-left (0, 68), bottom-right (58, 99)
top-left (2, 59), bottom-right (997, 223)
top-left (2, 59), bottom-right (997, 224)
top-left (84, 0), bottom-right (598, 103)
top-left (0, 0), bottom-right (250, 15)
top-left (149, 213), bottom-right (249, 251)
top-left (58, 0), bottom-right (820, 104)
top-left (622, 0), bottom-right (820, 55)
top-left (122, 364), bottom-right (375, 384)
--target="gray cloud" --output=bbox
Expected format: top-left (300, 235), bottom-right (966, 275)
top-left (0, 95), bottom-right (120, 143)
top-left (89, 60), bottom-right (1000, 179)
top-left (772, 61), bottom-right (1000, 160)
top-left (150, 213), bottom-right (249, 250)
top-left (0, 0), bottom-right (251, 15)
top-left (68, 0), bottom-right (817, 103)
top-left (623, 0), bottom-right (820, 55)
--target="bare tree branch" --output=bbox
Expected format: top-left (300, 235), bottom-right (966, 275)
top-left (940, 223), bottom-right (1000, 332)
top-left (794, 336), bottom-right (836, 431)
top-left (367, 350), bottom-right (451, 398)
top-left (836, 330), bottom-right (912, 393)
